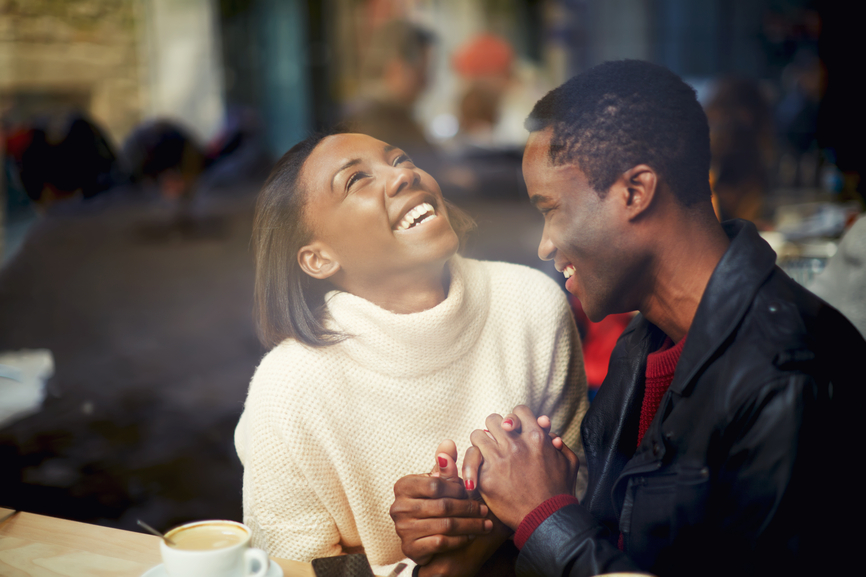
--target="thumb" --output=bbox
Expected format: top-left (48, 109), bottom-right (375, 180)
top-left (430, 439), bottom-right (459, 481)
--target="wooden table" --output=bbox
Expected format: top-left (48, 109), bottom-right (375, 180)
top-left (0, 508), bottom-right (314, 577)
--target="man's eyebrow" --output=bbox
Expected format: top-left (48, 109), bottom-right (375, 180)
top-left (384, 144), bottom-right (396, 154)
top-left (331, 158), bottom-right (362, 191)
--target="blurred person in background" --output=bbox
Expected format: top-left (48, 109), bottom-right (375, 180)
top-left (122, 120), bottom-right (206, 206)
top-left (5, 111), bottom-right (120, 212)
top-left (201, 106), bottom-right (273, 189)
top-left (452, 34), bottom-right (515, 148)
top-left (441, 33), bottom-right (526, 200)
top-left (705, 77), bottom-right (775, 226)
top-left (342, 20), bottom-right (439, 177)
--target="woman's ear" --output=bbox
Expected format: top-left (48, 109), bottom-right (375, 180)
top-left (298, 242), bottom-right (341, 280)
top-left (612, 164), bottom-right (658, 221)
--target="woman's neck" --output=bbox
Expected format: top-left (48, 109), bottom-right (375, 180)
top-left (335, 264), bottom-right (451, 314)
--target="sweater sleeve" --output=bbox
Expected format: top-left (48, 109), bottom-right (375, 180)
top-left (535, 288), bottom-right (590, 500)
top-left (237, 360), bottom-right (343, 562)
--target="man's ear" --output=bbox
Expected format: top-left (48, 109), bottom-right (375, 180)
top-left (298, 242), bottom-right (341, 280)
top-left (612, 164), bottom-right (658, 221)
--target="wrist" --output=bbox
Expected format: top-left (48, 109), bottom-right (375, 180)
top-left (514, 494), bottom-right (579, 550)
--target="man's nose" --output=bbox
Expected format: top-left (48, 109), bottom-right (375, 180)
top-left (538, 227), bottom-right (556, 261)
top-left (387, 167), bottom-right (417, 197)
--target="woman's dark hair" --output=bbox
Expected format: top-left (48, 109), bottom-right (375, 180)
top-left (252, 132), bottom-right (475, 348)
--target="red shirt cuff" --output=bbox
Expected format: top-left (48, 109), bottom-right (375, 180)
top-left (513, 494), bottom-right (579, 550)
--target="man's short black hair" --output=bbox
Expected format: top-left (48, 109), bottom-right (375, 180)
top-left (525, 60), bottom-right (711, 206)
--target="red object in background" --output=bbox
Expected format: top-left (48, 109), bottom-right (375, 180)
top-left (569, 295), bottom-right (633, 394)
top-left (452, 33), bottom-right (514, 78)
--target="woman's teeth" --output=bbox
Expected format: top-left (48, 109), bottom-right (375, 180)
top-left (563, 265), bottom-right (576, 279)
top-left (396, 202), bottom-right (436, 231)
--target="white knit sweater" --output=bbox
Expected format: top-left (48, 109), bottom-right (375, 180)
top-left (235, 255), bottom-right (588, 569)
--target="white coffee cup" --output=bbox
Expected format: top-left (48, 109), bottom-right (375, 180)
top-left (160, 519), bottom-right (269, 577)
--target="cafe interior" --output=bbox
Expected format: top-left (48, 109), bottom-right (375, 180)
top-left (0, 0), bottom-right (863, 575)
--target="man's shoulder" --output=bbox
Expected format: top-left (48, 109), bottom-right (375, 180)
top-left (709, 266), bottom-right (865, 399)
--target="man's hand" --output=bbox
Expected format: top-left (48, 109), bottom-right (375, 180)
top-left (390, 440), bottom-right (493, 565)
top-left (464, 405), bottom-right (579, 530)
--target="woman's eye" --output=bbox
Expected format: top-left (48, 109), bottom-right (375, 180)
top-left (347, 172), bottom-right (366, 190)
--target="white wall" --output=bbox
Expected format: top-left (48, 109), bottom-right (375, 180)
top-left (139, 0), bottom-right (225, 142)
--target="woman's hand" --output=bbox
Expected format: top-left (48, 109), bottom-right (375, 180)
top-left (390, 440), bottom-right (492, 565)
top-left (463, 405), bottom-right (579, 530)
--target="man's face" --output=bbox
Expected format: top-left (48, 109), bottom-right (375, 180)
top-left (522, 128), bottom-right (639, 322)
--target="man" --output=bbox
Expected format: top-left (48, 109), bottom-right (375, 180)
top-left (390, 60), bottom-right (865, 576)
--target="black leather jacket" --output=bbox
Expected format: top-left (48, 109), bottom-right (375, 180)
top-left (517, 220), bottom-right (866, 577)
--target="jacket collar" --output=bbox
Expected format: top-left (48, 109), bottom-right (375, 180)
top-left (669, 219), bottom-right (777, 396)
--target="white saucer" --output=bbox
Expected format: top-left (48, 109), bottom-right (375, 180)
top-left (141, 560), bottom-right (284, 577)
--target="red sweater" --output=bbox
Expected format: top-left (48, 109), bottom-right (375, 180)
top-left (515, 334), bottom-right (687, 550)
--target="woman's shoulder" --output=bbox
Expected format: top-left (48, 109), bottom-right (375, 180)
top-left (249, 339), bottom-right (341, 399)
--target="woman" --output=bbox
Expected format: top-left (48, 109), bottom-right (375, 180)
top-left (234, 132), bottom-right (588, 572)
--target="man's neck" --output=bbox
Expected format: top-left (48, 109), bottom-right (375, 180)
top-left (639, 211), bottom-right (730, 342)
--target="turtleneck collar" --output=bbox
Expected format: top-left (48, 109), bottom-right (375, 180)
top-left (323, 255), bottom-right (490, 378)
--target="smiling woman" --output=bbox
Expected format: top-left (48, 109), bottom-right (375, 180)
top-left (234, 132), bottom-right (589, 573)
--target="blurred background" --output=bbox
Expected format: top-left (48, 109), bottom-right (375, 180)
top-left (1, 0), bottom-right (863, 534)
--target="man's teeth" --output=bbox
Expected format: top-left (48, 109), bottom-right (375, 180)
top-left (563, 265), bottom-right (576, 279)
top-left (396, 202), bottom-right (437, 231)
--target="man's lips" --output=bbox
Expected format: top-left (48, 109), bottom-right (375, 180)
top-left (557, 263), bottom-right (576, 279)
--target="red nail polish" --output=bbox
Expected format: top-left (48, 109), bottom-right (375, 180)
top-left (503, 419), bottom-right (513, 427)
top-left (437, 456), bottom-right (447, 468)
top-left (465, 479), bottom-right (475, 491)
top-left (483, 429), bottom-right (489, 433)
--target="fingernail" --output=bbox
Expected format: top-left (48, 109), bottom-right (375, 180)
top-left (480, 505), bottom-right (489, 517)
top-left (465, 479), bottom-right (475, 491)
top-left (483, 520), bottom-right (493, 532)
top-left (503, 419), bottom-right (513, 427)
top-left (437, 456), bottom-right (447, 468)
top-left (483, 429), bottom-right (489, 432)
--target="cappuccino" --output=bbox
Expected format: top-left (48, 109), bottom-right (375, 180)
top-left (167, 522), bottom-right (248, 551)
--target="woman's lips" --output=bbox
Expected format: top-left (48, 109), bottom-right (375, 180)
top-left (394, 202), bottom-right (437, 231)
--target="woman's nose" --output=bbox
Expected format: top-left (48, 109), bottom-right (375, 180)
top-left (386, 166), bottom-right (418, 197)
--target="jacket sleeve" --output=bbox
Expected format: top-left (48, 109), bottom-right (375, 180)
top-left (515, 503), bottom-right (642, 577)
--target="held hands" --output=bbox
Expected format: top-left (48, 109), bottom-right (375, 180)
top-left (463, 405), bottom-right (579, 530)
top-left (389, 440), bottom-right (493, 566)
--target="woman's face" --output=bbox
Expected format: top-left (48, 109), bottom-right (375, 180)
top-left (298, 133), bottom-right (459, 288)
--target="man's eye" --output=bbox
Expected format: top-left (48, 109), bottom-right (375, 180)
top-left (393, 154), bottom-right (413, 166)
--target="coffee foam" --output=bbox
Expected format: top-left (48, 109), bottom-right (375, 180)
top-left (167, 522), bottom-right (248, 551)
